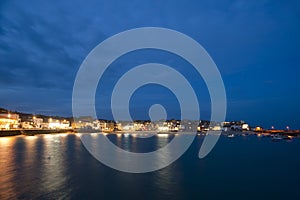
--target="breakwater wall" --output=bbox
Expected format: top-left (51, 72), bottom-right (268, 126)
top-left (0, 129), bottom-right (75, 137)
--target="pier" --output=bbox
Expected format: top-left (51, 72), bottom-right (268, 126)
top-left (254, 129), bottom-right (300, 137)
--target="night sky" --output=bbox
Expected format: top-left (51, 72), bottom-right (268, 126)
top-left (0, 0), bottom-right (299, 129)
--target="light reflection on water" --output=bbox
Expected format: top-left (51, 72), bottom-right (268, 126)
top-left (40, 135), bottom-right (69, 199)
top-left (0, 136), bottom-right (18, 199)
top-left (0, 133), bottom-right (300, 199)
top-left (0, 134), bottom-right (76, 199)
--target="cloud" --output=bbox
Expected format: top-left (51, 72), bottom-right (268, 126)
top-left (0, 0), bottom-right (299, 128)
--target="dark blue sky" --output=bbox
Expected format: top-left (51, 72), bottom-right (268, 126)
top-left (0, 0), bottom-right (299, 129)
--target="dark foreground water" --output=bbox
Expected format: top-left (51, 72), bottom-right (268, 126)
top-left (0, 133), bottom-right (300, 200)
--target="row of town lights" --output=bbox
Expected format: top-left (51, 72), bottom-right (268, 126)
top-left (5, 113), bottom-right (293, 130)
top-left (30, 116), bottom-right (67, 123)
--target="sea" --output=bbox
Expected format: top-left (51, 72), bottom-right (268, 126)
top-left (0, 133), bottom-right (300, 200)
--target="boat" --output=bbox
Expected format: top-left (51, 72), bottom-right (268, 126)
top-left (227, 133), bottom-right (235, 138)
top-left (271, 134), bottom-right (283, 141)
top-left (282, 135), bottom-right (292, 140)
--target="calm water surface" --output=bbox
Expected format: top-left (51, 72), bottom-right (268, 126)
top-left (0, 133), bottom-right (300, 200)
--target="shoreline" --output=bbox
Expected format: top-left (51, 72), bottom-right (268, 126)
top-left (0, 129), bottom-right (75, 137)
top-left (1, 129), bottom-right (300, 138)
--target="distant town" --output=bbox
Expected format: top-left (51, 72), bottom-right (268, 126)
top-left (1, 107), bottom-right (299, 138)
top-left (0, 107), bottom-right (250, 132)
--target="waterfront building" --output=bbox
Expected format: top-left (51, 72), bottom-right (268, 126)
top-left (157, 125), bottom-right (169, 132)
top-left (48, 118), bottom-right (61, 129)
top-left (60, 119), bottom-right (71, 129)
top-left (122, 123), bottom-right (135, 131)
top-left (0, 113), bottom-right (20, 130)
top-left (212, 125), bottom-right (222, 131)
top-left (21, 121), bottom-right (34, 129)
top-left (242, 123), bottom-right (250, 131)
top-left (48, 118), bottom-right (71, 129)
top-left (115, 123), bottom-right (122, 131)
top-left (32, 116), bottom-right (43, 128)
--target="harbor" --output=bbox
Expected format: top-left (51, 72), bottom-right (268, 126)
top-left (1, 130), bottom-right (300, 199)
